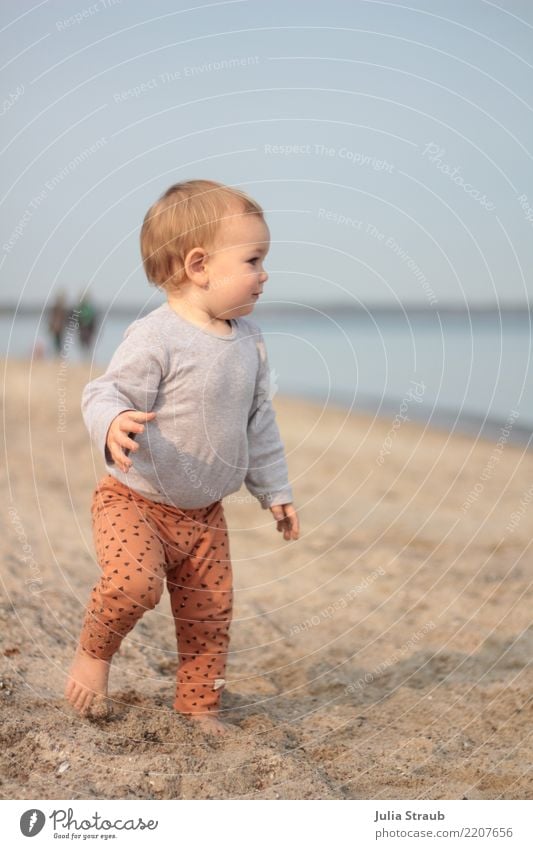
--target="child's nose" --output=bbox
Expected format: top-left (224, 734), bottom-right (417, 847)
top-left (259, 270), bottom-right (268, 284)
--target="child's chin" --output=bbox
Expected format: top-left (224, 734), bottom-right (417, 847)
top-left (233, 303), bottom-right (255, 315)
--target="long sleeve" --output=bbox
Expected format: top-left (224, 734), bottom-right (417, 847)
top-left (244, 330), bottom-right (293, 509)
top-left (81, 320), bottom-right (166, 464)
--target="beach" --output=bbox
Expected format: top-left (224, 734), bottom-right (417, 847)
top-left (1, 355), bottom-right (532, 800)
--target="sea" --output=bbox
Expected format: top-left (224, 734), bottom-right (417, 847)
top-left (2, 304), bottom-right (532, 448)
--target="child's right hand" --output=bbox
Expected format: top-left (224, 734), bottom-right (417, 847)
top-left (105, 409), bottom-right (156, 473)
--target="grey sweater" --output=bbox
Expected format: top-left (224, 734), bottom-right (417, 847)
top-left (81, 301), bottom-right (293, 509)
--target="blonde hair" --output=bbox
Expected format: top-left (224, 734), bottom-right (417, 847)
top-left (140, 179), bottom-right (264, 289)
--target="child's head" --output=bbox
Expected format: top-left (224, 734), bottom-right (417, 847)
top-left (140, 179), bottom-right (270, 318)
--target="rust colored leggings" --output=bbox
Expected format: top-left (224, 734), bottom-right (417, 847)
top-left (78, 474), bottom-right (233, 715)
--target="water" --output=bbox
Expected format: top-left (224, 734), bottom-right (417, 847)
top-left (3, 306), bottom-right (532, 445)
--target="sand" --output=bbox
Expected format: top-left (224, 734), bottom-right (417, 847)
top-left (1, 355), bottom-right (532, 800)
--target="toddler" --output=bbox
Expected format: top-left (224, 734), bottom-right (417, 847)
top-left (65, 180), bottom-right (299, 735)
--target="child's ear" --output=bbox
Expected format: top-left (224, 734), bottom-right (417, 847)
top-left (184, 247), bottom-right (209, 284)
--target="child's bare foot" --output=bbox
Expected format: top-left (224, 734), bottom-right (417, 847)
top-left (64, 645), bottom-right (111, 718)
top-left (186, 712), bottom-right (233, 737)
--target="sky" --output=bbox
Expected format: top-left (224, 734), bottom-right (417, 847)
top-left (1, 0), bottom-right (533, 310)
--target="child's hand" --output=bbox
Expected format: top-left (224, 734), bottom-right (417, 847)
top-left (269, 502), bottom-right (300, 541)
top-left (105, 409), bottom-right (156, 473)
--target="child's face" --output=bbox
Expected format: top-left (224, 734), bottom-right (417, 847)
top-left (205, 212), bottom-right (270, 319)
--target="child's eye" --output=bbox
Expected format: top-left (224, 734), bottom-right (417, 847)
top-left (248, 257), bottom-right (259, 264)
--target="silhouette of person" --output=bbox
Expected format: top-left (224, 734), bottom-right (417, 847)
top-left (76, 293), bottom-right (98, 353)
top-left (48, 290), bottom-right (68, 356)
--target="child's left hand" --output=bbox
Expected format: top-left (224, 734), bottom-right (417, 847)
top-left (269, 502), bottom-right (300, 541)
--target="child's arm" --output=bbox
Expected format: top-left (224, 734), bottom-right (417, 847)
top-left (81, 321), bottom-right (166, 469)
top-left (244, 327), bottom-right (299, 538)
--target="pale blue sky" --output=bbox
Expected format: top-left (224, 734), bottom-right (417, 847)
top-left (1, 0), bottom-right (533, 309)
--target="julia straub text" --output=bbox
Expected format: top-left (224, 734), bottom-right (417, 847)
top-left (374, 809), bottom-right (445, 822)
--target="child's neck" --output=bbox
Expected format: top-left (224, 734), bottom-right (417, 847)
top-left (166, 296), bottom-right (232, 336)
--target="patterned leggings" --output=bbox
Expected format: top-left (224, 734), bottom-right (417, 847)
top-left (78, 474), bottom-right (233, 715)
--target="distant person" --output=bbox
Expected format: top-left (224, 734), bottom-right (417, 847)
top-left (48, 291), bottom-right (68, 355)
top-left (76, 294), bottom-right (98, 353)
top-left (64, 180), bottom-right (299, 735)
top-left (32, 337), bottom-right (46, 360)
